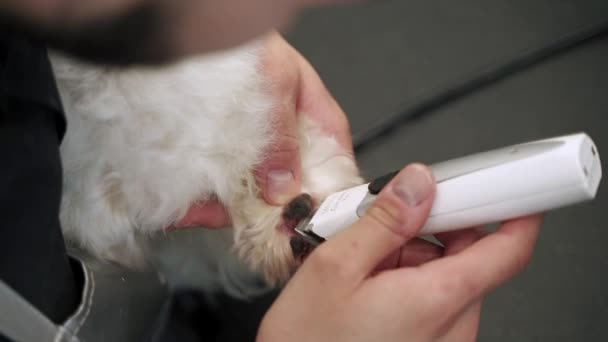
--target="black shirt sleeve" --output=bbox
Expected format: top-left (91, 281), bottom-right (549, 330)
top-left (0, 31), bottom-right (79, 335)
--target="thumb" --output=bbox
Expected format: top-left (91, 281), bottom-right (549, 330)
top-left (254, 109), bottom-right (302, 206)
top-left (316, 164), bottom-right (436, 283)
top-left (255, 133), bottom-right (302, 206)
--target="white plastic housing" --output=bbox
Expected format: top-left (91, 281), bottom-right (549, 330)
top-left (306, 132), bottom-right (602, 239)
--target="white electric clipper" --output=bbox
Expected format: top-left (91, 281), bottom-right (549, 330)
top-left (295, 132), bottom-right (602, 245)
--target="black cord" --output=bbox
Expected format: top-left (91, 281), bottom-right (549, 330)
top-left (353, 20), bottom-right (608, 153)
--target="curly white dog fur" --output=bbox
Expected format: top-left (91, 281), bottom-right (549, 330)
top-left (50, 40), bottom-right (363, 284)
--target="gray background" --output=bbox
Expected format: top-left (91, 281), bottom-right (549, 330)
top-left (285, 0), bottom-right (608, 340)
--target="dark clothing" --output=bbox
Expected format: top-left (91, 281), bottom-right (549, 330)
top-left (0, 32), bottom-right (79, 334)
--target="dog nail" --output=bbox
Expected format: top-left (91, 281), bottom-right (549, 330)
top-left (290, 236), bottom-right (311, 259)
top-left (282, 194), bottom-right (313, 221)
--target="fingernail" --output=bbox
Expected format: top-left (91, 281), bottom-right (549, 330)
top-left (393, 164), bottom-right (433, 206)
top-left (267, 170), bottom-right (297, 205)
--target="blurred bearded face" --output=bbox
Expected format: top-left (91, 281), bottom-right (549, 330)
top-left (1, 0), bottom-right (361, 65)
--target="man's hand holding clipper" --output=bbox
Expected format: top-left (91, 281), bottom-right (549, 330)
top-left (258, 163), bottom-right (543, 342)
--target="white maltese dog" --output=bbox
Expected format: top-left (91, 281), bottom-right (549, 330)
top-left (50, 38), bottom-right (363, 285)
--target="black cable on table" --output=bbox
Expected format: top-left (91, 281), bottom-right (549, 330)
top-left (353, 20), bottom-right (608, 153)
